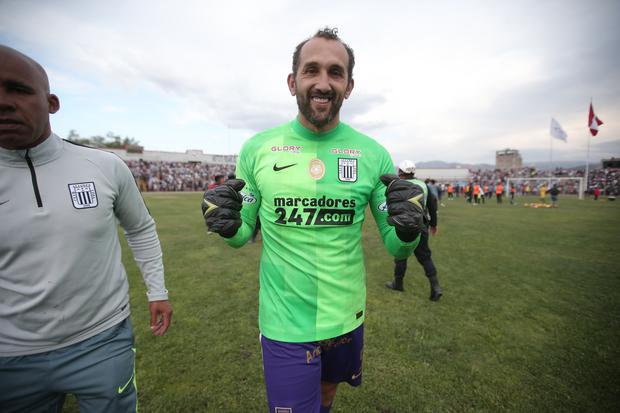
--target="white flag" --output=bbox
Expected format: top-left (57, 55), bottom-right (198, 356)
top-left (550, 118), bottom-right (567, 142)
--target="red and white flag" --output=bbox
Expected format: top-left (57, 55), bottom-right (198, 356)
top-left (588, 102), bottom-right (603, 136)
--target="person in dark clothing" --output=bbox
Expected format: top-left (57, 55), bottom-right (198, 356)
top-left (385, 160), bottom-right (443, 301)
top-left (549, 184), bottom-right (560, 208)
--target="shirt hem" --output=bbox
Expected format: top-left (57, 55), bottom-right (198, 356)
top-left (260, 317), bottom-right (364, 343)
top-left (0, 309), bottom-right (130, 357)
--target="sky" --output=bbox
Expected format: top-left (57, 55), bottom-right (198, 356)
top-left (1, 0), bottom-right (619, 165)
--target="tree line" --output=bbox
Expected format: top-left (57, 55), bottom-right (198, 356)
top-left (66, 130), bottom-right (143, 152)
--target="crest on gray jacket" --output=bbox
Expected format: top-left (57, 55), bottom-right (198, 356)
top-left (68, 182), bottom-right (98, 209)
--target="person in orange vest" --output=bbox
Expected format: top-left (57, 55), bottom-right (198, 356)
top-left (447, 183), bottom-right (454, 200)
top-left (473, 182), bottom-right (481, 204)
top-left (496, 182), bottom-right (504, 204)
top-left (484, 184), bottom-right (490, 200)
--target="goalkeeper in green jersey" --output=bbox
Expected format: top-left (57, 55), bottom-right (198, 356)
top-left (202, 27), bottom-right (425, 413)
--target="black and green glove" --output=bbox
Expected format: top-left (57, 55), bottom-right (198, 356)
top-left (201, 179), bottom-right (245, 238)
top-left (380, 174), bottom-right (425, 242)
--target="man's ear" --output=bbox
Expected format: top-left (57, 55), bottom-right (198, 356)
top-left (344, 79), bottom-right (354, 99)
top-left (48, 94), bottom-right (60, 114)
top-left (287, 73), bottom-right (296, 96)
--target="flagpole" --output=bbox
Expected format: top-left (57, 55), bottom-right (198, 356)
top-left (585, 133), bottom-right (590, 198)
top-left (549, 132), bottom-right (553, 188)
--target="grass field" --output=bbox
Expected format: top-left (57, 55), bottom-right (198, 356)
top-left (64, 193), bottom-right (620, 412)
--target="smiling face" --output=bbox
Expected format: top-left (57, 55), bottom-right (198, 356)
top-left (0, 46), bottom-right (59, 150)
top-left (287, 37), bottom-right (354, 133)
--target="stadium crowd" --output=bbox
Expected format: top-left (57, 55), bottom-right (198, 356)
top-left (451, 166), bottom-right (619, 197)
top-left (120, 159), bottom-right (618, 197)
top-left (586, 167), bottom-right (619, 195)
top-left (126, 160), bottom-right (235, 192)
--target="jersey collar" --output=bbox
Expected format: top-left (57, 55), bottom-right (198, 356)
top-left (291, 117), bottom-right (344, 141)
top-left (0, 133), bottom-right (63, 167)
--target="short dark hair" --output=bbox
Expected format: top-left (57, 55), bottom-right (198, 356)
top-left (292, 27), bottom-right (355, 82)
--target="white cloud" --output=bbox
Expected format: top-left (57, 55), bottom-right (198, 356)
top-left (1, 0), bottom-right (618, 163)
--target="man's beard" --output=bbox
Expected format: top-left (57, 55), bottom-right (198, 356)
top-left (296, 89), bottom-right (344, 130)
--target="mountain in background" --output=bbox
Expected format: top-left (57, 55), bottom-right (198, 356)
top-left (416, 139), bottom-right (619, 171)
top-left (417, 159), bottom-right (601, 171)
top-left (417, 160), bottom-right (495, 170)
top-left (524, 160), bottom-right (599, 170)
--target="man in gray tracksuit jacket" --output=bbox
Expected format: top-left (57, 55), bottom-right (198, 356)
top-left (0, 45), bottom-right (173, 412)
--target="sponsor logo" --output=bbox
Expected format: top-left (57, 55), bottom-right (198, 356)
top-left (313, 209), bottom-right (354, 225)
top-left (271, 145), bottom-right (302, 153)
top-left (351, 370), bottom-right (363, 380)
top-left (377, 201), bottom-right (387, 212)
top-left (274, 196), bottom-right (356, 208)
top-left (273, 163), bottom-right (296, 172)
top-left (272, 196), bottom-right (357, 226)
top-left (274, 207), bottom-right (355, 226)
top-left (338, 158), bottom-right (357, 182)
top-left (202, 199), bottom-right (219, 217)
top-left (0, 200), bottom-right (9, 206)
top-left (308, 158), bottom-right (325, 180)
top-left (68, 182), bottom-right (98, 209)
top-left (306, 345), bottom-right (322, 364)
top-left (318, 336), bottom-right (353, 350)
top-left (117, 372), bottom-right (134, 394)
top-left (117, 348), bottom-right (136, 394)
top-left (408, 193), bottom-right (424, 210)
top-left (331, 148), bottom-right (362, 157)
top-left (241, 191), bottom-right (257, 204)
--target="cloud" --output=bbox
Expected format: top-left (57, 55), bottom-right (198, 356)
top-left (1, 0), bottom-right (618, 162)
top-left (591, 139), bottom-right (620, 156)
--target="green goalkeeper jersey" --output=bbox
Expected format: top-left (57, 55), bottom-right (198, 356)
top-left (227, 118), bottom-right (418, 342)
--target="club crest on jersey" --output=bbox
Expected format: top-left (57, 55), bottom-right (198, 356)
top-left (68, 182), bottom-right (98, 209)
top-left (308, 158), bottom-right (325, 180)
top-left (338, 158), bottom-right (357, 182)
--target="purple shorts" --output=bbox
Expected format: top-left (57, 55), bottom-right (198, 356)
top-left (260, 324), bottom-right (364, 413)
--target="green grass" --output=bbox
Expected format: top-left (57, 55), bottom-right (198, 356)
top-left (63, 194), bottom-right (620, 412)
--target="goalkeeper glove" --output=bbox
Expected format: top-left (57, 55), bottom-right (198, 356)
top-left (380, 174), bottom-right (426, 242)
top-left (201, 179), bottom-right (245, 238)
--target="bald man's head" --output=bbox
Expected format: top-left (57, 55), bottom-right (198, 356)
top-left (0, 46), bottom-right (51, 91)
top-left (0, 45), bottom-right (59, 149)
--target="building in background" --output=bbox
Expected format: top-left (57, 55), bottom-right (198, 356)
top-left (602, 157), bottom-right (620, 169)
top-left (104, 147), bottom-right (237, 165)
top-left (414, 168), bottom-right (470, 182)
top-left (496, 148), bottom-right (522, 170)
